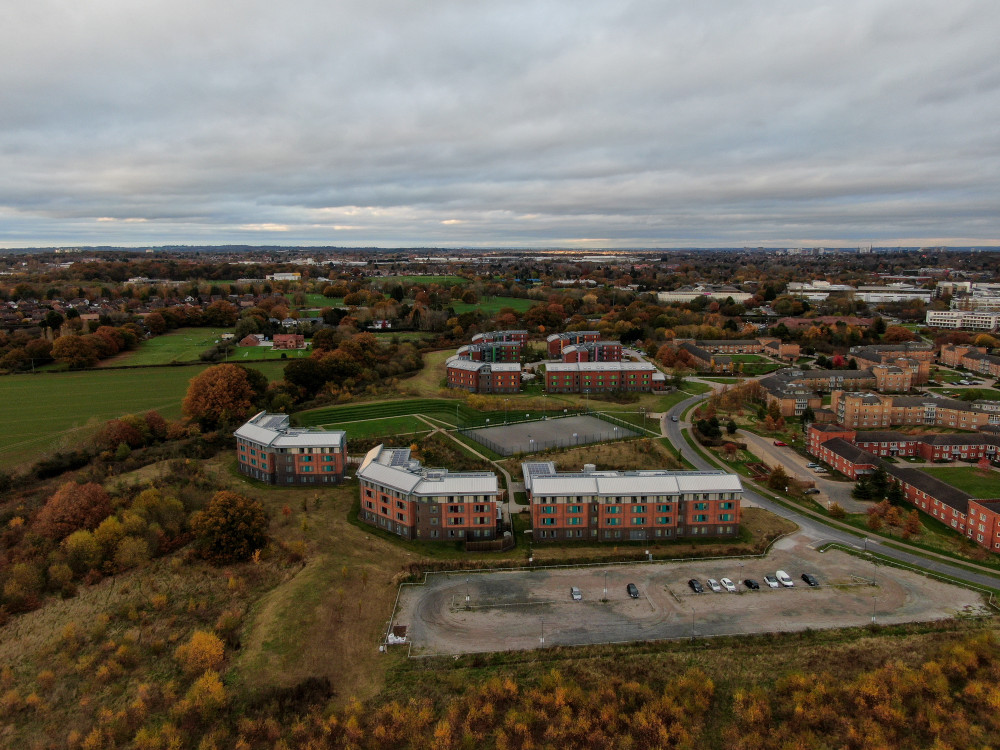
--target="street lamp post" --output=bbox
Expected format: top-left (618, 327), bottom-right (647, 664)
top-left (603, 570), bottom-right (608, 600)
top-left (739, 561), bottom-right (744, 587)
top-left (466, 577), bottom-right (470, 605)
top-left (872, 595), bottom-right (877, 624)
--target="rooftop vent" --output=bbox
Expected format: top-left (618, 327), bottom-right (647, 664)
top-left (583, 463), bottom-right (596, 473)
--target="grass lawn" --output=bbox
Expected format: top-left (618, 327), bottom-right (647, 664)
top-left (918, 466), bottom-right (1000, 498)
top-left (286, 293), bottom-right (345, 309)
top-left (927, 387), bottom-right (1000, 400)
top-left (729, 354), bottom-right (768, 362)
top-left (338, 415), bottom-right (434, 441)
top-left (450, 296), bottom-right (535, 314)
top-left (101, 327), bottom-right (232, 365)
top-left (0, 361), bottom-right (286, 470)
top-left (390, 274), bottom-right (466, 285)
top-left (700, 376), bottom-right (744, 383)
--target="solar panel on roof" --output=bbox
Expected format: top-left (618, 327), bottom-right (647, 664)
top-left (389, 451), bottom-right (410, 466)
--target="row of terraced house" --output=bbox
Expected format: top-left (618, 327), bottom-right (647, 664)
top-left (806, 424), bottom-right (1000, 552)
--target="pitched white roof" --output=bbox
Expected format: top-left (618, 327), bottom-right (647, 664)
top-left (524, 464), bottom-right (742, 496)
top-left (235, 411), bottom-right (345, 449)
top-left (357, 445), bottom-right (499, 496)
top-left (546, 361), bottom-right (657, 373)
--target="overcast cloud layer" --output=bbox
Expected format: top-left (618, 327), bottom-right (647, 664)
top-left (2, 0), bottom-right (1000, 248)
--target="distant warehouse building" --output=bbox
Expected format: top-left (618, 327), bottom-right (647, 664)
top-left (357, 444), bottom-right (501, 541)
top-left (545, 361), bottom-right (664, 393)
top-left (234, 411), bottom-right (346, 485)
top-left (522, 462), bottom-right (743, 542)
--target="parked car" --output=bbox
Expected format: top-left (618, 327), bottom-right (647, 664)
top-left (570, 586), bottom-right (583, 601)
top-left (801, 573), bottom-right (819, 587)
top-left (806, 462), bottom-right (820, 469)
top-left (804, 487), bottom-right (821, 495)
top-left (671, 416), bottom-right (679, 422)
top-left (720, 577), bottom-right (737, 592)
top-left (707, 578), bottom-right (722, 593)
top-left (627, 583), bottom-right (639, 599)
top-left (688, 579), bottom-right (704, 594)
top-left (743, 579), bottom-right (760, 590)
top-left (763, 574), bottom-right (780, 588)
top-left (776, 570), bottom-right (794, 587)
top-left (773, 440), bottom-right (787, 446)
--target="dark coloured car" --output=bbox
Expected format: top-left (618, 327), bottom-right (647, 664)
top-left (671, 416), bottom-right (679, 422)
top-left (801, 573), bottom-right (819, 587)
top-left (627, 583), bottom-right (639, 599)
top-left (743, 578), bottom-right (760, 590)
top-left (688, 579), bottom-right (704, 594)
top-left (803, 487), bottom-right (821, 495)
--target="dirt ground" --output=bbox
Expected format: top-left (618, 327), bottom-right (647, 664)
top-left (393, 534), bottom-right (990, 655)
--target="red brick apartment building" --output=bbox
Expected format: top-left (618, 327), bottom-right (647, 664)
top-left (545, 361), bottom-right (664, 393)
top-left (235, 412), bottom-right (346, 485)
top-left (807, 424), bottom-right (1000, 464)
top-left (805, 424), bottom-right (1000, 551)
top-left (446, 357), bottom-right (521, 393)
top-left (830, 391), bottom-right (1000, 430)
top-left (850, 344), bottom-right (933, 384)
top-left (471, 330), bottom-right (529, 346)
top-left (940, 344), bottom-right (1000, 378)
top-left (455, 341), bottom-right (522, 362)
top-left (547, 331), bottom-right (600, 358)
top-left (522, 462), bottom-right (743, 542)
top-left (560, 340), bottom-right (623, 363)
top-left (356, 445), bottom-right (500, 541)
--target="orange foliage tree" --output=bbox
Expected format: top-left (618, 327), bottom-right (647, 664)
top-left (33, 482), bottom-right (112, 540)
top-left (174, 631), bottom-right (225, 675)
top-left (181, 364), bottom-right (257, 428)
top-left (190, 491), bottom-right (269, 564)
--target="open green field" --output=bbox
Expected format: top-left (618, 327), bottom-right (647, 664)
top-left (335, 415), bottom-right (435, 441)
top-left (927, 387), bottom-right (1000, 400)
top-left (918, 466), bottom-right (1000, 498)
top-left (450, 296), bottom-right (535, 314)
top-left (729, 353), bottom-right (769, 362)
top-left (391, 275), bottom-right (465, 285)
top-left (0, 361), bottom-right (286, 470)
top-left (101, 328), bottom-right (231, 366)
top-left (286, 293), bottom-right (345, 309)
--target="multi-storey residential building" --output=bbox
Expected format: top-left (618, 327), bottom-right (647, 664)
top-left (759, 366), bottom-right (911, 418)
top-left (676, 337), bottom-right (800, 361)
top-left (926, 310), bottom-right (1000, 330)
top-left (545, 361), bottom-right (664, 393)
top-left (830, 391), bottom-right (1000, 430)
top-left (234, 412), bottom-right (346, 485)
top-left (561, 340), bottom-right (623, 363)
top-left (805, 425), bottom-right (1000, 551)
top-left (850, 344), bottom-right (933, 384)
top-left (456, 341), bottom-right (522, 362)
top-left (446, 357), bottom-right (521, 393)
top-left (806, 424), bottom-right (1000, 463)
top-left (471, 330), bottom-right (529, 345)
top-left (939, 344), bottom-right (1000, 378)
top-left (522, 462), bottom-right (743, 542)
top-left (356, 444), bottom-right (500, 541)
top-left (272, 333), bottom-right (306, 350)
top-left (547, 331), bottom-right (600, 358)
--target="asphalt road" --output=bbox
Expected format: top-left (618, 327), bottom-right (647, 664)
top-left (663, 392), bottom-right (1000, 591)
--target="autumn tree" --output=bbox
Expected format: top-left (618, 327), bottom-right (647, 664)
top-left (766, 465), bottom-right (790, 491)
top-left (190, 491), bottom-right (269, 564)
top-left (34, 482), bottom-right (112, 540)
top-left (182, 364), bottom-right (258, 428)
top-left (903, 510), bottom-right (922, 538)
top-left (51, 335), bottom-right (99, 369)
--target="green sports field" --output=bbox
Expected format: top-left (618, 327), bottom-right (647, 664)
top-left (918, 466), bottom-right (1000, 499)
top-left (0, 361), bottom-right (286, 470)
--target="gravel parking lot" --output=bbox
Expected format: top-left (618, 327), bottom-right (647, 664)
top-left (393, 536), bottom-right (989, 655)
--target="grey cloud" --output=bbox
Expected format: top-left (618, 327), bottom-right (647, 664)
top-left (2, 0), bottom-right (1000, 247)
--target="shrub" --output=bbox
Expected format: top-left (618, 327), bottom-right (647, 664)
top-left (63, 530), bottom-right (102, 574)
top-left (190, 491), bottom-right (268, 565)
top-left (175, 631), bottom-right (225, 675)
top-left (114, 537), bottom-right (150, 572)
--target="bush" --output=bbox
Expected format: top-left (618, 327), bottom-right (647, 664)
top-left (34, 482), bottom-right (112, 540)
top-left (190, 491), bottom-right (269, 565)
top-left (175, 631), bottom-right (225, 675)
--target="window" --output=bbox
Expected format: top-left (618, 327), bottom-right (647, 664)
top-left (718, 513), bottom-right (733, 522)
top-left (568, 505), bottom-right (582, 513)
top-left (632, 517), bottom-right (646, 525)
top-left (542, 518), bottom-right (555, 525)
top-left (633, 505), bottom-right (646, 513)
top-left (607, 518), bottom-right (620, 526)
top-left (694, 502), bottom-right (709, 510)
top-left (657, 504), bottom-right (671, 512)
top-left (606, 506), bottom-right (620, 514)
top-left (569, 518), bottom-right (581, 525)
top-left (542, 506), bottom-right (556, 514)
top-left (657, 516), bottom-right (671, 524)
top-left (693, 514), bottom-right (708, 522)
top-left (719, 502), bottom-right (734, 510)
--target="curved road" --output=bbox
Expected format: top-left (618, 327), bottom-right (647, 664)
top-left (663, 392), bottom-right (1000, 591)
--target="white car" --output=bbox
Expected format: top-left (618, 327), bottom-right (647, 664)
top-left (707, 578), bottom-right (722, 593)
top-left (763, 574), bottom-right (780, 588)
top-left (570, 587), bottom-right (582, 600)
top-left (776, 570), bottom-right (795, 587)
top-left (720, 577), bottom-right (737, 592)
top-left (806, 462), bottom-right (820, 469)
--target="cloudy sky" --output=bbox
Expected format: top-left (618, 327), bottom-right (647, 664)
top-left (2, 0), bottom-right (1000, 248)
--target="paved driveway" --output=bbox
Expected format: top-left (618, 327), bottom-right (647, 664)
top-left (737, 429), bottom-right (871, 513)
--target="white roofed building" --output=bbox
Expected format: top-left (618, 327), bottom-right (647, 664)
top-left (522, 462), bottom-right (742, 542)
top-left (545, 361), bottom-right (664, 393)
top-left (234, 412), bottom-right (346, 485)
top-left (357, 445), bottom-right (501, 541)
